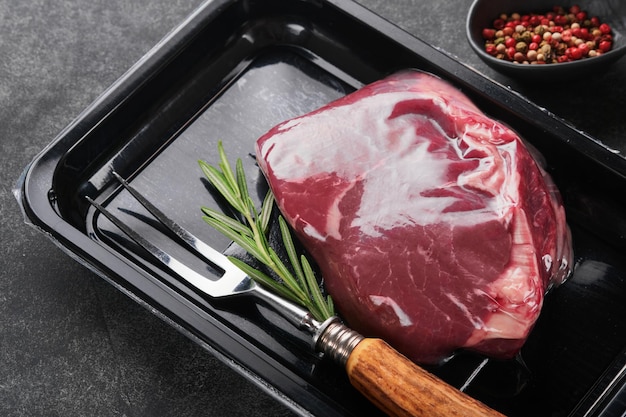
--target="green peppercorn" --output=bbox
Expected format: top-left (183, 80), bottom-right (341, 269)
top-left (521, 31), bottom-right (533, 43)
top-left (515, 41), bottom-right (528, 53)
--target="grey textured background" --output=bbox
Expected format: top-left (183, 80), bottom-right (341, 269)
top-left (1, 1), bottom-right (625, 416)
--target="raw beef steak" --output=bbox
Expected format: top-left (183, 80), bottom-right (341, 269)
top-left (255, 70), bottom-right (573, 365)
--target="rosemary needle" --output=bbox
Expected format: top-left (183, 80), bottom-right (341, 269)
top-left (198, 141), bottom-right (335, 322)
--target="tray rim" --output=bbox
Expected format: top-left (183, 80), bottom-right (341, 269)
top-left (14, 0), bottom-right (626, 416)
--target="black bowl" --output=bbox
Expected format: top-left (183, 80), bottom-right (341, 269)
top-left (466, 0), bottom-right (626, 80)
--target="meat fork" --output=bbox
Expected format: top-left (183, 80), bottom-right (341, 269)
top-left (86, 172), bottom-right (504, 417)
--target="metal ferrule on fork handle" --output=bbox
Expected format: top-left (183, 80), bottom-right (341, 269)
top-left (314, 318), bottom-right (364, 367)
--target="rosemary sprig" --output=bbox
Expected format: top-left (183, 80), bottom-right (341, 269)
top-left (198, 141), bottom-right (334, 322)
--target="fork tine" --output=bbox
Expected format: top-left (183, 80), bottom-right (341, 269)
top-left (111, 171), bottom-right (234, 273)
top-left (86, 191), bottom-right (253, 298)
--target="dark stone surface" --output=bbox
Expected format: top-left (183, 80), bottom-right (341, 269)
top-left (1, 0), bottom-right (624, 416)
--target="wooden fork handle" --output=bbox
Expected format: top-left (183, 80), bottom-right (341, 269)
top-left (346, 338), bottom-right (506, 417)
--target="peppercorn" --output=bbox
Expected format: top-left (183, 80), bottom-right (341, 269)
top-left (482, 28), bottom-right (496, 40)
top-left (515, 41), bottom-right (528, 53)
top-left (507, 46), bottom-right (516, 59)
top-left (485, 44), bottom-right (497, 56)
top-left (599, 23), bottom-right (611, 34)
top-left (568, 46), bottom-right (583, 60)
top-left (505, 37), bottom-right (517, 48)
top-left (599, 40), bottom-right (611, 52)
top-left (519, 31), bottom-right (533, 43)
top-left (481, 4), bottom-right (613, 64)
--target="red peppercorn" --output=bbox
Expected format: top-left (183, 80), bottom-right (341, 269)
top-left (599, 40), bottom-right (612, 52)
top-left (555, 14), bottom-right (568, 25)
top-left (599, 23), bottom-right (611, 34)
top-left (512, 52), bottom-right (522, 62)
top-left (493, 18), bottom-right (505, 30)
top-left (590, 16), bottom-right (600, 27)
top-left (602, 34), bottom-right (613, 42)
top-left (505, 37), bottom-right (517, 48)
top-left (569, 46), bottom-right (584, 60)
top-left (579, 28), bottom-right (589, 40)
top-left (569, 5), bottom-right (581, 14)
top-left (507, 46), bottom-right (516, 59)
top-left (482, 28), bottom-right (496, 40)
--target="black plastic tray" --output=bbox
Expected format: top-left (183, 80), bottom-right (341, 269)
top-left (16, 0), bottom-right (626, 416)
